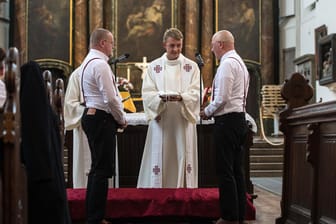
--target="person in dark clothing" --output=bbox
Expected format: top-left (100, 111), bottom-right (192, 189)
top-left (20, 61), bottom-right (71, 224)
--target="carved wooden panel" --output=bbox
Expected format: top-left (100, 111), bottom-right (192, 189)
top-left (278, 100), bottom-right (336, 224)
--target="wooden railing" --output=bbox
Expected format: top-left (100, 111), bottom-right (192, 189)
top-left (276, 73), bottom-right (336, 224)
top-left (0, 47), bottom-right (27, 224)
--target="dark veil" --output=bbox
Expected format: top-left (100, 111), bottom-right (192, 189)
top-left (20, 61), bottom-right (71, 224)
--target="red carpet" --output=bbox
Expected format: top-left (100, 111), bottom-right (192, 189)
top-left (67, 188), bottom-right (255, 221)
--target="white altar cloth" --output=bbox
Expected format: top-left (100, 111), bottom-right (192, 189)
top-left (125, 112), bottom-right (257, 133)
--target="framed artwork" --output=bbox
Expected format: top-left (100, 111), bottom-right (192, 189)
top-left (27, 0), bottom-right (73, 65)
top-left (318, 33), bottom-right (336, 85)
top-left (215, 0), bottom-right (260, 63)
top-left (314, 25), bottom-right (328, 80)
top-left (294, 54), bottom-right (315, 102)
top-left (112, 0), bottom-right (176, 62)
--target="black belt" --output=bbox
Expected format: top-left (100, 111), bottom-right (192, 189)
top-left (214, 112), bottom-right (245, 122)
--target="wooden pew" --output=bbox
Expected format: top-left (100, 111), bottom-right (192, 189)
top-left (276, 73), bottom-right (336, 224)
top-left (42, 69), bottom-right (71, 186)
top-left (0, 47), bottom-right (27, 224)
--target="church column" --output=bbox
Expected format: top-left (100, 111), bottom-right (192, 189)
top-left (13, 0), bottom-right (26, 63)
top-left (261, 0), bottom-right (275, 84)
top-left (103, 0), bottom-right (113, 31)
top-left (184, 0), bottom-right (199, 60)
top-left (201, 0), bottom-right (214, 88)
top-left (74, 0), bottom-right (88, 67)
top-left (89, 0), bottom-right (103, 32)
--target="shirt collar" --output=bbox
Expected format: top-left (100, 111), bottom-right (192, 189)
top-left (220, 50), bottom-right (236, 63)
top-left (90, 49), bottom-right (109, 61)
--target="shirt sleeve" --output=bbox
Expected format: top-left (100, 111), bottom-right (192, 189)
top-left (95, 61), bottom-right (126, 125)
top-left (205, 60), bottom-right (234, 116)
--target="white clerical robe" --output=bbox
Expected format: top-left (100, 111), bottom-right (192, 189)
top-left (64, 68), bottom-right (91, 188)
top-left (137, 53), bottom-right (202, 188)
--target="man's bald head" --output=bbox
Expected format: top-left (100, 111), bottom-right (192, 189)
top-left (213, 30), bottom-right (235, 45)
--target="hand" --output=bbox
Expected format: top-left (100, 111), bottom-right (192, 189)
top-left (200, 109), bottom-right (210, 120)
top-left (159, 94), bottom-right (182, 102)
top-left (119, 121), bottom-right (128, 129)
top-left (169, 95), bottom-right (182, 101)
top-left (155, 115), bottom-right (161, 122)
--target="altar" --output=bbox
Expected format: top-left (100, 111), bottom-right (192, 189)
top-left (66, 112), bottom-right (257, 222)
top-left (117, 112), bottom-right (256, 189)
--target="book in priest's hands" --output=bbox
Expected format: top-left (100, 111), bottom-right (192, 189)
top-left (159, 91), bottom-right (181, 102)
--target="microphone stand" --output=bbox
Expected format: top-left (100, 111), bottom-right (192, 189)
top-left (197, 62), bottom-right (204, 125)
top-left (114, 62), bottom-right (118, 82)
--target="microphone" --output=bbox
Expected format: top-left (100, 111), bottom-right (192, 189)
top-left (109, 53), bottom-right (130, 64)
top-left (195, 53), bottom-right (204, 67)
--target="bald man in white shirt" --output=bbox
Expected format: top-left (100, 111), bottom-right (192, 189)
top-left (200, 30), bottom-right (249, 224)
top-left (80, 28), bottom-right (127, 224)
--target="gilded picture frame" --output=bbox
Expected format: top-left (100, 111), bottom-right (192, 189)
top-left (112, 0), bottom-right (177, 100)
top-left (27, 0), bottom-right (73, 66)
top-left (314, 24), bottom-right (328, 80)
top-left (318, 34), bottom-right (336, 86)
top-left (215, 0), bottom-right (261, 63)
top-left (112, 0), bottom-right (176, 62)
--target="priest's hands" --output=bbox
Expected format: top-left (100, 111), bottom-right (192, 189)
top-left (159, 94), bottom-right (182, 102)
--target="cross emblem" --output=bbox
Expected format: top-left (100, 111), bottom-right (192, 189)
top-left (154, 65), bottom-right (162, 73)
top-left (135, 56), bottom-right (149, 79)
top-left (187, 164), bottom-right (192, 173)
top-left (183, 64), bottom-right (192, 72)
top-left (153, 165), bottom-right (160, 175)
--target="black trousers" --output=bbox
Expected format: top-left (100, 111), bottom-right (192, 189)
top-left (214, 112), bottom-right (247, 222)
top-left (81, 108), bottom-right (117, 224)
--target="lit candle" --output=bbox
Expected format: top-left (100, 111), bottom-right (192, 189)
top-left (127, 65), bottom-right (130, 81)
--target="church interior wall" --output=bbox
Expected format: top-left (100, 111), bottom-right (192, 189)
top-left (0, 0), bottom-right (276, 123)
top-left (279, 0), bottom-right (336, 103)
top-left (0, 1), bottom-right (9, 49)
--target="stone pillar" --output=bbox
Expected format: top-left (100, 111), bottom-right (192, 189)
top-left (74, 0), bottom-right (88, 67)
top-left (103, 0), bottom-right (113, 31)
top-left (261, 0), bottom-right (275, 84)
top-left (184, 0), bottom-right (199, 60)
top-left (13, 0), bottom-right (27, 63)
top-left (89, 0), bottom-right (103, 33)
top-left (201, 0), bottom-right (214, 88)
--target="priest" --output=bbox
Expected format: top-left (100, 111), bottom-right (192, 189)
top-left (137, 28), bottom-right (202, 188)
top-left (64, 67), bottom-right (91, 188)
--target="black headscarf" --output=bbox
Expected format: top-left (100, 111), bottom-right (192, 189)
top-left (20, 61), bottom-right (71, 224)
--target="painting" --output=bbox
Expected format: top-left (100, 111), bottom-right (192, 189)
top-left (27, 0), bottom-right (72, 65)
top-left (113, 0), bottom-right (176, 62)
top-left (294, 54), bottom-right (315, 102)
top-left (216, 0), bottom-right (260, 63)
top-left (314, 25), bottom-right (328, 79)
top-left (318, 33), bottom-right (336, 85)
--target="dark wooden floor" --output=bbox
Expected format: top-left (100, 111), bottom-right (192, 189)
top-left (246, 186), bottom-right (281, 224)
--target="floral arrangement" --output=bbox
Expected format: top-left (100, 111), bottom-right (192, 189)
top-left (116, 77), bottom-right (134, 92)
top-left (202, 86), bottom-right (212, 107)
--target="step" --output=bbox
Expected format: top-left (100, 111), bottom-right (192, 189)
top-left (250, 155), bottom-right (283, 163)
top-left (252, 137), bottom-right (284, 148)
top-left (250, 170), bottom-right (283, 177)
top-left (250, 162), bottom-right (283, 170)
top-left (250, 148), bottom-right (284, 156)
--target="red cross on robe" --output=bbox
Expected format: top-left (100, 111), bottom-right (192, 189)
top-left (183, 64), bottom-right (192, 72)
top-left (152, 165), bottom-right (160, 175)
top-left (154, 65), bottom-right (162, 73)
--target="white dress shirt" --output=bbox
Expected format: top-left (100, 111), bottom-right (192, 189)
top-left (205, 50), bottom-right (249, 117)
top-left (80, 49), bottom-right (126, 125)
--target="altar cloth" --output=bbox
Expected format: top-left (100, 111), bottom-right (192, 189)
top-left (126, 112), bottom-right (257, 133)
